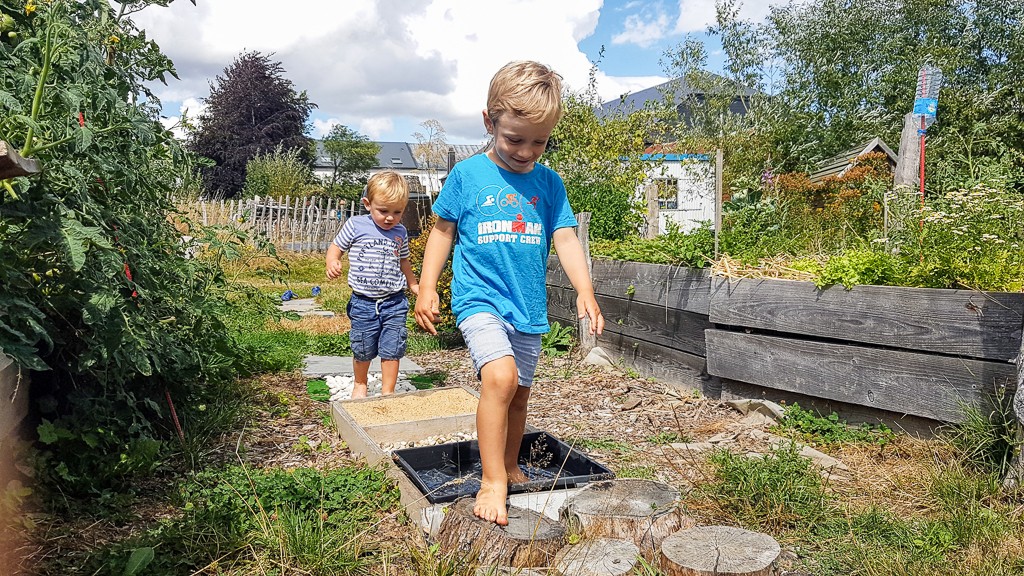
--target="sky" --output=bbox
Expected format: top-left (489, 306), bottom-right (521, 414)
top-left (133, 0), bottom-right (788, 146)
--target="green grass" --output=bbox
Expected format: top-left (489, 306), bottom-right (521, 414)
top-left (90, 464), bottom-right (399, 575)
top-left (577, 437), bottom-right (633, 452)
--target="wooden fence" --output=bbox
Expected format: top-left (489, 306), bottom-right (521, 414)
top-left (547, 256), bottom-right (1024, 428)
top-left (178, 196), bottom-right (361, 253)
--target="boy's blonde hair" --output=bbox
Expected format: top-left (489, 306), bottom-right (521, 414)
top-left (486, 60), bottom-right (563, 126)
top-left (364, 171), bottom-right (409, 205)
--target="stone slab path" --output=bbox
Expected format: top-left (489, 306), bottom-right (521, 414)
top-left (280, 297), bottom-right (336, 317)
top-left (302, 355), bottom-right (423, 377)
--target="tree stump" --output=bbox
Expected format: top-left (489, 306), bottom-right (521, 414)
top-left (559, 478), bottom-right (693, 559)
top-left (552, 537), bottom-right (640, 576)
top-left (436, 497), bottom-right (566, 568)
top-left (659, 525), bottom-right (781, 576)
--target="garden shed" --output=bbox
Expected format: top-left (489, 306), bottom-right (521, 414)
top-left (808, 136), bottom-right (897, 182)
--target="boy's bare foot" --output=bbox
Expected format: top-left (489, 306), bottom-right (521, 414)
top-left (507, 467), bottom-right (528, 484)
top-left (350, 383), bottom-right (368, 399)
top-left (474, 481), bottom-right (509, 526)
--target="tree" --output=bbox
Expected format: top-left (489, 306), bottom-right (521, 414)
top-left (546, 55), bottom-right (660, 240)
top-left (320, 124), bottom-right (379, 199)
top-left (661, 0), bottom-right (1024, 193)
top-left (189, 51), bottom-right (315, 197)
top-left (412, 119), bottom-right (448, 195)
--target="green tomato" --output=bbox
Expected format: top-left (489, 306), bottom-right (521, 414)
top-left (0, 14), bottom-right (13, 33)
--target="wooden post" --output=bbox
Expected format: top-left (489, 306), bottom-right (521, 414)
top-left (645, 182), bottom-right (660, 239)
top-left (298, 196), bottom-right (309, 253)
top-left (894, 112), bottom-right (922, 188)
top-left (575, 212), bottom-right (595, 355)
top-left (1004, 325), bottom-right (1024, 490)
top-left (714, 149), bottom-right (723, 260)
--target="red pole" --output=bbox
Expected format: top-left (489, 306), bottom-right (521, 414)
top-left (919, 115), bottom-right (926, 214)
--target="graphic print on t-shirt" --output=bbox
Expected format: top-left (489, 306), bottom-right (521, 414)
top-left (473, 183), bottom-right (543, 246)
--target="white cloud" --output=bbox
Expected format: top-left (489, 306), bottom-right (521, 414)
top-left (133, 0), bottom-right (607, 143)
top-left (673, 0), bottom-right (787, 34)
top-left (612, 11), bottom-right (671, 48)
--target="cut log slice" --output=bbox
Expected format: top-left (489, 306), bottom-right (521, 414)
top-left (559, 478), bottom-right (693, 559)
top-left (436, 497), bottom-right (566, 568)
top-left (659, 525), bottom-right (781, 576)
top-left (552, 537), bottom-right (640, 576)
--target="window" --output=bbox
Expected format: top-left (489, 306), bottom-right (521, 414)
top-left (391, 157), bottom-right (402, 165)
top-left (656, 178), bottom-right (678, 209)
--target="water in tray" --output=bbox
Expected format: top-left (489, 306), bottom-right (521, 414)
top-left (417, 461), bottom-right (558, 501)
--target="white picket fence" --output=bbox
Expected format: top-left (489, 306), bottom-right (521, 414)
top-left (180, 195), bottom-right (360, 253)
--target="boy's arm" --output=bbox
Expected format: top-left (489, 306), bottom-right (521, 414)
top-left (414, 219), bottom-right (456, 335)
top-left (325, 244), bottom-right (345, 280)
top-left (552, 227), bottom-right (603, 336)
top-left (400, 257), bottom-right (419, 295)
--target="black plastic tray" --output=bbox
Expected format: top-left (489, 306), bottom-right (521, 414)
top-left (392, 431), bottom-right (614, 504)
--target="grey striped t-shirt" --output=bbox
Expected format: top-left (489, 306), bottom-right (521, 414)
top-left (333, 214), bottom-right (410, 298)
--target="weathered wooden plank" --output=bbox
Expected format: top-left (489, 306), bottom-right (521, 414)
top-left (597, 332), bottom-right (709, 393)
top-left (705, 329), bottom-right (1017, 423)
top-left (718, 378), bottom-right (941, 437)
top-left (709, 277), bottom-right (1024, 362)
top-left (549, 286), bottom-right (709, 357)
top-left (548, 258), bottom-right (711, 315)
top-left (0, 140), bottom-right (41, 179)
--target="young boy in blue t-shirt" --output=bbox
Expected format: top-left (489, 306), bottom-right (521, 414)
top-left (327, 171), bottom-right (419, 398)
top-left (415, 61), bottom-right (604, 526)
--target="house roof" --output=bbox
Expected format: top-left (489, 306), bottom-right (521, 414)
top-left (373, 141), bottom-right (419, 170)
top-left (809, 137), bottom-right (897, 182)
top-left (598, 75), bottom-right (758, 117)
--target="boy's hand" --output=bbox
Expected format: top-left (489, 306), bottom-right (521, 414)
top-left (576, 293), bottom-right (604, 335)
top-left (414, 289), bottom-right (440, 335)
top-left (409, 283), bottom-right (420, 296)
top-left (326, 260), bottom-right (343, 280)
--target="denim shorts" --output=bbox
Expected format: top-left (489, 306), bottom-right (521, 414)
top-left (347, 291), bottom-right (408, 361)
top-left (458, 312), bottom-right (542, 387)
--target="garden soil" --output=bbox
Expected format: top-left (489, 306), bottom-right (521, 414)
top-left (22, 343), bottom-right (941, 575)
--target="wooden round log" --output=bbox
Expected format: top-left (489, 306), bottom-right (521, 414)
top-left (435, 497), bottom-right (566, 568)
top-left (552, 537), bottom-right (640, 576)
top-left (659, 525), bottom-right (781, 576)
top-left (559, 478), bottom-right (693, 559)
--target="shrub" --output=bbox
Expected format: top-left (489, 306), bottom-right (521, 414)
top-left (407, 215), bottom-right (457, 333)
top-left (242, 144), bottom-right (317, 199)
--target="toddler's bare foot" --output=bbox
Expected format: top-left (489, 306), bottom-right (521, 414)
top-left (350, 383), bottom-right (368, 399)
top-left (507, 467), bottom-right (528, 484)
top-left (474, 481), bottom-right (509, 526)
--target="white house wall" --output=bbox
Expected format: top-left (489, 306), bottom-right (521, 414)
top-left (639, 156), bottom-right (715, 234)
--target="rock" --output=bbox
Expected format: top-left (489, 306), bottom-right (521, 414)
top-left (798, 445), bottom-right (848, 471)
top-left (583, 346), bottom-right (614, 367)
top-left (726, 399), bottom-right (786, 421)
top-left (668, 442), bottom-right (713, 453)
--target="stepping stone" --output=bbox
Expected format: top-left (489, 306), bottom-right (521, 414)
top-left (279, 298), bottom-right (335, 317)
top-left (302, 355), bottom-right (423, 377)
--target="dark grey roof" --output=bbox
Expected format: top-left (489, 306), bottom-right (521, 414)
top-left (373, 141), bottom-right (419, 170)
top-left (809, 137), bottom-right (896, 182)
top-left (597, 75), bottom-right (758, 117)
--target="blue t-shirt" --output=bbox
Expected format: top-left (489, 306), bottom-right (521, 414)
top-left (433, 154), bottom-right (577, 333)
top-left (333, 214), bottom-right (410, 298)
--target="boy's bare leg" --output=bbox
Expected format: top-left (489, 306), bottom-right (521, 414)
top-left (475, 355), bottom-right (518, 525)
top-left (352, 358), bottom-right (370, 398)
top-left (505, 386), bottom-right (531, 484)
top-left (380, 358), bottom-right (399, 395)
